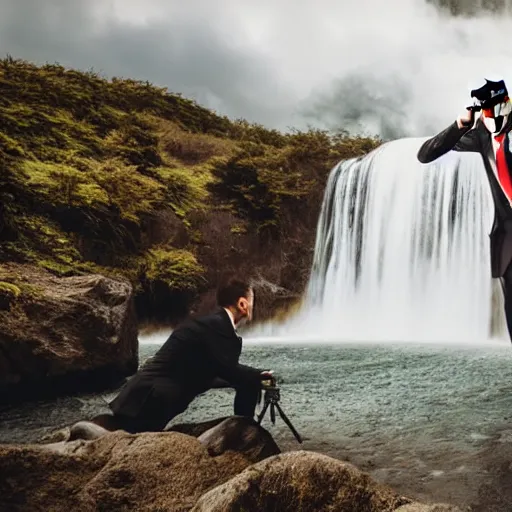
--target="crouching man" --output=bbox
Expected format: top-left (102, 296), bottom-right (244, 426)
top-left (106, 277), bottom-right (273, 433)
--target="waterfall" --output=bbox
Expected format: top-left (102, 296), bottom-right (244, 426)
top-left (253, 137), bottom-right (508, 343)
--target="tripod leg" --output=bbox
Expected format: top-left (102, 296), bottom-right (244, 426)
top-left (256, 401), bottom-right (270, 424)
top-left (275, 402), bottom-right (303, 444)
top-left (270, 402), bottom-right (276, 424)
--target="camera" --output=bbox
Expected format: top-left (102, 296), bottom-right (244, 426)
top-left (261, 375), bottom-right (278, 390)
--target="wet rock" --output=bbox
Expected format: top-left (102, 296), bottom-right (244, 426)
top-left (191, 450), bottom-right (412, 512)
top-left (69, 421), bottom-right (111, 441)
top-left (0, 430), bottom-right (252, 512)
top-left (197, 416), bottom-right (281, 462)
top-left (0, 263), bottom-right (138, 404)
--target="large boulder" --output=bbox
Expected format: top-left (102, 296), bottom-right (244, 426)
top-left (0, 430), bottom-right (253, 512)
top-left (167, 416), bottom-right (281, 463)
top-left (196, 416), bottom-right (281, 462)
top-left (0, 263), bottom-right (138, 403)
top-left (191, 450), bottom-right (411, 512)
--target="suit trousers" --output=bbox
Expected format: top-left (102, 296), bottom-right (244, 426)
top-left (104, 378), bottom-right (262, 434)
top-left (210, 377), bottom-right (262, 417)
top-left (501, 263), bottom-right (512, 340)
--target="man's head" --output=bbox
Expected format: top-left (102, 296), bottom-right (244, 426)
top-left (471, 78), bottom-right (512, 134)
top-left (216, 277), bottom-right (254, 327)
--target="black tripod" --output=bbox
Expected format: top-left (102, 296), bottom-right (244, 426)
top-left (256, 379), bottom-right (303, 444)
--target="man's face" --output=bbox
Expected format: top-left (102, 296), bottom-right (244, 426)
top-left (481, 99), bottom-right (511, 134)
top-left (236, 288), bottom-right (254, 326)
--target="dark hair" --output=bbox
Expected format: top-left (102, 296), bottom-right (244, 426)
top-left (216, 277), bottom-right (252, 308)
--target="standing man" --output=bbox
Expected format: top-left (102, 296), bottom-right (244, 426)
top-left (417, 78), bottom-right (512, 340)
top-left (107, 277), bottom-right (273, 432)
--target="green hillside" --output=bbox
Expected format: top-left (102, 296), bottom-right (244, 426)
top-left (0, 56), bottom-right (381, 324)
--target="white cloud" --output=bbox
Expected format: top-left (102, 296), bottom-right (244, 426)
top-left (1, 0), bottom-right (512, 137)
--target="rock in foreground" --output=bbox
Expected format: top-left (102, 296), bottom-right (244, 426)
top-left (0, 263), bottom-right (138, 403)
top-left (197, 416), bottom-right (281, 461)
top-left (0, 419), bottom-right (464, 512)
top-left (66, 415), bottom-right (281, 465)
top-left (0, 430), bottom-right (252, 512)
top-left (168, 415), bottom-right (281, 462)
top-left (192, 450), bottom-right (412, 512)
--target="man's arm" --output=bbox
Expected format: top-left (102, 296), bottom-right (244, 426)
top-left (211, 351), bottom-right (266, 386)
top-left (417, 108), bottom-right (480, 164)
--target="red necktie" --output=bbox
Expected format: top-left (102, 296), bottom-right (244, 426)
top-left (495, 133), bottom-right (512, 202)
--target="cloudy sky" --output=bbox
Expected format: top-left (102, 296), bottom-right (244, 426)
top-left (2, 0), bottom-right (512, 139)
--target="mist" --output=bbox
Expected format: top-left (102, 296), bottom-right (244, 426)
top-left (301, 0), bottom-right (512, 139)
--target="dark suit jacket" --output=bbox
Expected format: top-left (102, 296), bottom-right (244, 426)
top-left (417, 117), bottom-right (512, 278)
top-left (109, 308), bottom-right (263, 419)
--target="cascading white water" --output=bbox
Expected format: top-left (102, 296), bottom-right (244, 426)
top-left (251, 137), bottom-right (508, 343)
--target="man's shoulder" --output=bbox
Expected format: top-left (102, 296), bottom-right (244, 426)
top-left (194, 308), bottom-right (231, 330)
top-left (174, 308), bottom-right (231, 336)
top-left (471, 117), bottom-right (487, 135)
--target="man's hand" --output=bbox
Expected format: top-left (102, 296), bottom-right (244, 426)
top-left (457, 107), bottom-right (476, 129)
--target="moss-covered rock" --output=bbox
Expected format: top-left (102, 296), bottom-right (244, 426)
top-left (143, 247), bottom-right (204, 290)
top-left (0, 281), bottom-right (21, 310)
top-left (0, 263), bottom-right (138, 403)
